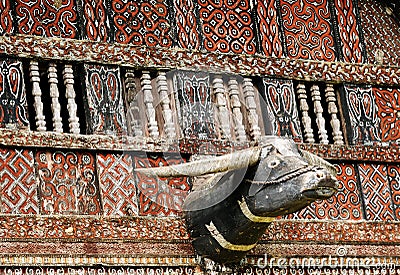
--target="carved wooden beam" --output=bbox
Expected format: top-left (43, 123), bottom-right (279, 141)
top-left (1, 35), bottom-right (400, 86)
top-left (0, 129), bottom-right (398, 162)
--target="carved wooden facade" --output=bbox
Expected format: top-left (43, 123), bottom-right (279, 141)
top-left (0, 0), bottom-right (398, 274)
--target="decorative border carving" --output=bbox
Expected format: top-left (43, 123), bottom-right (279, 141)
top-left (0, 215), bottom-right (189, 241)
top-left (0, 216), bottom-right (397, 245)
top-left (0, 129), bottom-right (399, 162)
top-left (263, 220), bottom-right (400, 244)
top-left (0, 35), bottom-right (400, 86)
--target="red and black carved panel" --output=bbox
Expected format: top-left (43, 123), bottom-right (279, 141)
top-left (260, 77), bottom-right (302, 142)
top-left (280, 0), bottom-right (336, 61)
top-left (359, 0), bottom-right (400, 65)
top-left (36, 150), bottom-right (102, 215)
top-left (358, 163), bottom-right (394, 221)
top-left (15, 0), bottom-right (78, 38)
top-left (84, 64), bottom-right (127, 136)
top-left (97, 153), bottom-right (138, 216)
top-left (0, 0), bottom-right (13, 35)
top-left (198, 0), bottom-right (256, 54)
top-left (373, 87), bottom-right (400, 143)
top-left (388, 165), bottom-right (400, 220)
top-left (133, 152), bottom-right (191, 216)
top-left (0, 60), bottom-right (29, 129)
top-left (333, 0), bottom-right (365, 63)
top-left (172, 71), bottom-right (218, 139)
top-left (286, 163), bottom-right (362, 220)
top-left (256, 0), bottom-right (284, 57)
top-left (341, 84), bottom-right (380, 144)
top-left (79, 0), bottom-right (110, 42)
top-left (111, 0), bottom-right (172, 47)
top-left (0, 149), bottom-right (38, 214)
top-left (172, 0), bottom-right (201, 50)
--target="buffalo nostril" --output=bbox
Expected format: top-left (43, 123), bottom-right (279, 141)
top-left (316, 171), bottom-right (325, 179)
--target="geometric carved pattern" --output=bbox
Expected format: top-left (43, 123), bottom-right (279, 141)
top-left (111, 0), bottom-right (172, 47)
top-left (280, 0), bottom-right (336, 61)
top-left (373, 87), bottom-right (400, 143)
top-left (260, 77), bottom-right (302, 142)
top-left (36, 150), bottom-right (102, 215)
top-left (333, 0), bottom-right (365, 63)
top-left (0, 148), bottom-right (38, 214)
top-left (97, 153), bottom-right (138, 216)
top-left (79, 0), bottom-right (110, 42)
top-left (342, 84), bottom-right (380, 145)
top-left (133, 152), bottom-right (191, 217)
top-left (84, 64), bottom-right (127, 135)
top-left (0, 60), bottom-right (29, 129)
top-left (15, 0), bottom-right (78, 38)
top-left (359, 0), bottom-right (400, 65)
top-left (198, 0), bottom-right (257, 54)
top-left (0, 0), bottom-right (13, 35)
top-left (172, 71), bottom-right (218, 139)
top-left (358, 163), bottom-right (394, 221)
top-left (286, 163), bottom-right (362, 220)
top-left (256, 0), bottom-right (284, 57)
top-left (172, 0), bottom-right (202, 50)
top-left (388, 165), bottom-right (400, 220)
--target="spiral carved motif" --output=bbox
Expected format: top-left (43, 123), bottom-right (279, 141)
top-left (280, 0), bottom-right (336, 61)
top-left (15, 0), bottom-right (78, 38)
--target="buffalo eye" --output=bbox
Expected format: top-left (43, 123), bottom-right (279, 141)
top-left (268, 158), bottom-right (280, 168)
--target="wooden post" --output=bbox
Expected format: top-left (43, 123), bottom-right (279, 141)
top-left (63, 64), bottom-right (80, 134)
top-left (311, 84), bottom-right (329, 144)
top-left (156, 72), bottom-right (176, 139)
top-left (296, 82), bottom-right (314, 143)
top-left (325, 84), bottom-right (344, 145)
top-left (29, 61), bottom-right (46, 132)
top-left (228, 77), bottom-right (247, 142)
top-left (243, 78), bottom-right (261, 141)
top-left (48, 63), bottom-right (63, 133)
top-left (140, 71), bottom-right (159, 139)
top-left (212, 75), bottom-right (231, 139)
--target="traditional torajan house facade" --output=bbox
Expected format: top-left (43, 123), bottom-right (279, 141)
top-left (0, 0), bottom-right (398, 274)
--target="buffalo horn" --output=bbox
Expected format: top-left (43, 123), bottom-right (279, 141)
top-left (135, 147), bottom-right (262, 177)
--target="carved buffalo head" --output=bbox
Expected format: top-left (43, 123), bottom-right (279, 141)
top-left (136, 136), bottom-right (338, 264)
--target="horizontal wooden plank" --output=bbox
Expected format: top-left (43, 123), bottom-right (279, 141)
top-left (0, 35), bottom-right (399, 86)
